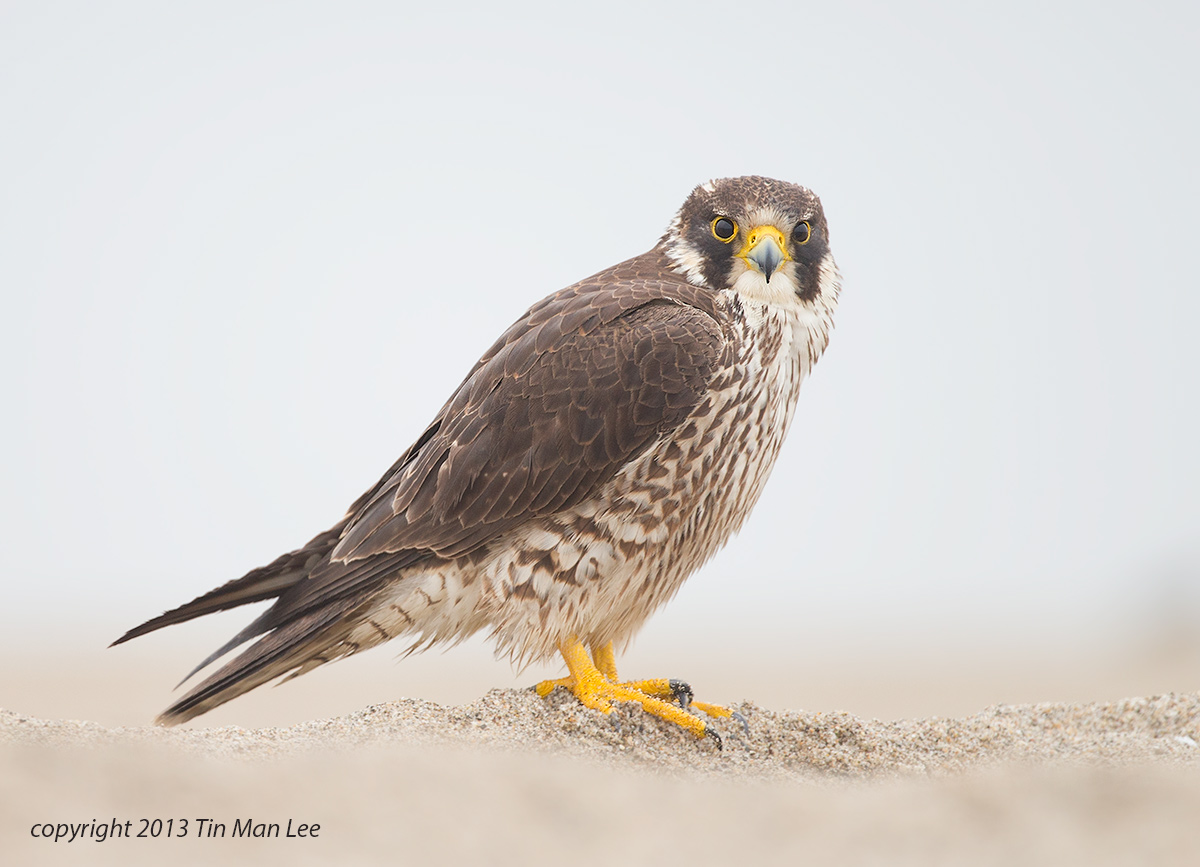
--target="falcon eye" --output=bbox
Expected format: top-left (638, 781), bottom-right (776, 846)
top-left (710, 216), bottom-right (737, 243)
top-left (793, 220), bottom-right (812, 245)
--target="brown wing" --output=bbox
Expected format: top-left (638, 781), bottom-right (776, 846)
top-left (342, 297), bottom-right (724, 557)
top-left (264, 275), bottom-right (728, 625)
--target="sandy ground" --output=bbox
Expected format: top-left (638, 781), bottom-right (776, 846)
top-left (4, 684), bottom-right (1200, 866)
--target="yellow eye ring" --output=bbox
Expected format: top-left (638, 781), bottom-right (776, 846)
top-left (711, 216), bottom-right (738, 243)
top-left (793, 221), bottom-right (812, 245)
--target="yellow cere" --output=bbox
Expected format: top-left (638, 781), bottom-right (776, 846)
top-left (738, 224), bottom-right (792, 261)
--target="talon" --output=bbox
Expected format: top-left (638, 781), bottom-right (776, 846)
top-left (731, 710), bottom-right (750, 736)
top-left (669, 679), bottom-right (694, 708)
top-left (704, 724), bottom-right (723, 751)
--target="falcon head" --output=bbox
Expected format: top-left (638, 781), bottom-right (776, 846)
top-left (660, 175), bottom-right (839, 307)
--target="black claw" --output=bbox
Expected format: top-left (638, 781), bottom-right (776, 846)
top-left (704, 724), bottom-right (723, 751)
top-left (668, 679), bottom-right (694, 708)
top-left (731, 711), bottom-right (750, 736)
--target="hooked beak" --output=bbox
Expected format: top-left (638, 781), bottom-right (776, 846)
top-left (738, 225), bottom-right (790, 282)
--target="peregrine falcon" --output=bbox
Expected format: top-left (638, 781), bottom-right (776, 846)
top-left (113, 176), bottom-right (842, 743)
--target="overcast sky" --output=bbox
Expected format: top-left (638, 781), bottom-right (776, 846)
top-left (2, 1), bottom-right (1198, 666)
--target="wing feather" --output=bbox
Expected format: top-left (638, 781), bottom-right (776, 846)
top-left (332, 292), bottom-right (724, 566)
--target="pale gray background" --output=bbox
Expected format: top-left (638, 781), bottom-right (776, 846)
top-left (2, 1), bottom-right (1197, 722)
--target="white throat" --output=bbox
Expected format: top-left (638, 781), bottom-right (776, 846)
top-left (729, 267), bottom-right (803, 308)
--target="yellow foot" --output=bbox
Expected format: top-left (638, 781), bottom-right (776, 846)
top-left (617, 680), bottom-right (736, 721)
top-left (594, 643), bottom-right (737, 720)
top-left (691, 700), bottom-right (733, 720)
top-left (535, 639), bottom-right (729, 747)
